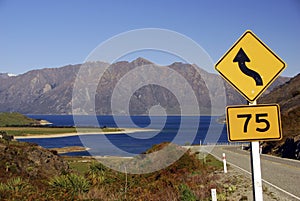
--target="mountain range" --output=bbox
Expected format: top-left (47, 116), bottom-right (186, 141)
top-left (0, 58), bottom-right (290, 115)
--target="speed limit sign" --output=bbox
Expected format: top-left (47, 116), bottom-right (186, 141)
top-left (226, 104), bottom-right (282, 142)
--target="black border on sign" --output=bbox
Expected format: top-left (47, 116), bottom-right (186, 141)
top-left (215, 30), bottom-right (286, 102)
top-left (226, 104), bottom-right (282, 142)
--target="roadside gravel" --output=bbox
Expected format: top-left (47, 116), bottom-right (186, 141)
top-left (215, 165), bottom-right (295, 201)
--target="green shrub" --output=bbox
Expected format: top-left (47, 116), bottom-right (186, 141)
top-left (49, 173), bottom-right (90, 196)
top-left (179, 183), bottom-right (197, 201)
top-left (0, 177), bottom-right (30, 192)
top-left (86, 162), bottom-right (108, 185)
top-left (0, 177), bottom-right (32, 200)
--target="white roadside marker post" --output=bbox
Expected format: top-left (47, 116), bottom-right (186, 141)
top-left (249, 100), bottom-right (263, 201)
top-left (211, 188), bottom-right (217, 201)
top-left (222, 153), bottom-right (227, 173)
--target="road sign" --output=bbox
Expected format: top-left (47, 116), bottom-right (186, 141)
top-left (226, 104), bottom-right (282, 142)
top-left (215, 30), bottom-right (286, 102)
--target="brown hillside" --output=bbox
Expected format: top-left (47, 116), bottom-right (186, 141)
top-left (259, 73), bottom-right (300, 158)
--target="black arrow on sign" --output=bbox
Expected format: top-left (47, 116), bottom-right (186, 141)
top-left (233, 48), bottom-right (263, 86)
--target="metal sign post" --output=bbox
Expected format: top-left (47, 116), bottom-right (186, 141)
top-left (249, 101), bottom-right (263, 201)
top-left (215, 30), bottom-right (286, 201)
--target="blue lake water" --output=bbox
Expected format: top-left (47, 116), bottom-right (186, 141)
top-left (20, 115), bottom-right (228, 157)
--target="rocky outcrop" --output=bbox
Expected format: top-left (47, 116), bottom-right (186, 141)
top-left (0, 140), bottom-right (69, 179)
top-left (276, 136), bottom-right (300, 159)
top-left (259, 73), bottom-right (300, 160)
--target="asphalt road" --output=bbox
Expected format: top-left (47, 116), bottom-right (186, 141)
top-left (200, 145), bottom-right (300, 200)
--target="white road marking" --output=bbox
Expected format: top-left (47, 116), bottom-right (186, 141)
top-left (209, 151), bottom-right (300, 200)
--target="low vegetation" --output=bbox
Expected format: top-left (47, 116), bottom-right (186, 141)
top-left (0, 140), bottom-right (226, 200)
top-left (0, 112), bottom-right (38, 127)
top-left (76, 143), bottom-right (223, 200)
top-left (0, 126), bottom-right (124, 136)
top-left (0, 112), bottom-right (124, 137)
top-left (0, 126), bottom-right (77, 136)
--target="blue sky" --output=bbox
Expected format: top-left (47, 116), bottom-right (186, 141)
top-left (0, 0), bottom-right (299, 76)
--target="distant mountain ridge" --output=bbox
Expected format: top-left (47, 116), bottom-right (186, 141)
top-left (0, 73), bottom-right (17, 79)
top-left (0, 58), bottom-right (290, 115)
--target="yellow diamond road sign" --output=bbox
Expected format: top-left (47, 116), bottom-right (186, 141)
top-left (226, 104), bottom-right (282, 142)
top-left (215, 30), bottom-right (286, 102)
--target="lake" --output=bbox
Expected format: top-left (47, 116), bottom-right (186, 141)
top-left (20, 115), bottom-right (228, 157)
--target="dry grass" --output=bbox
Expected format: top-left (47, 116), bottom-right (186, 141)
top-left (0, 142), bottom-right (227, 200)
top-left (0, 126), bottom-right (124, 136)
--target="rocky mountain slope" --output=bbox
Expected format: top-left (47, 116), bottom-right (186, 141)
top-left (259, 73), bottom-right (300, 159)
top-left (0, 58), bottom-right (289, 115)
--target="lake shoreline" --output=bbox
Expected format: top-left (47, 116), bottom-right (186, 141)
top-left (14, 127), bottom-right (157, 139)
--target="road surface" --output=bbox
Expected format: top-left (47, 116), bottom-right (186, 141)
top-left (200, 145), bottom-right (300, 200)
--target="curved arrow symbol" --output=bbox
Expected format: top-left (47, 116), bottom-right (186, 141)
top-left (233, 48), bottom-right (263, 86)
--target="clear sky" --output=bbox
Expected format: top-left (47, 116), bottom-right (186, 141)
top-left (0, 0), bottom-right (299, 76)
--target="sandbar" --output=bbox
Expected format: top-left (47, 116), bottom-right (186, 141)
top-left (14, 128), bottom-right (156, 139)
